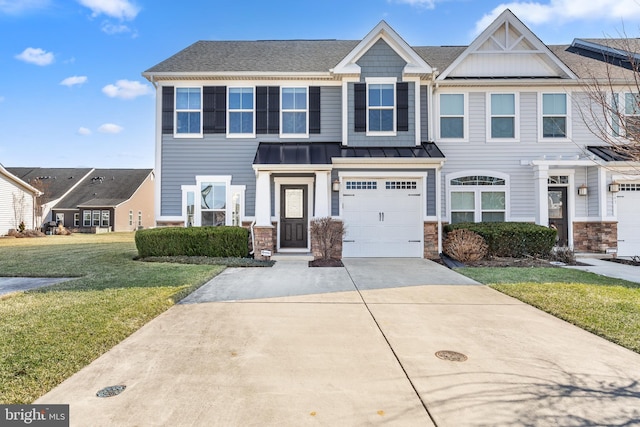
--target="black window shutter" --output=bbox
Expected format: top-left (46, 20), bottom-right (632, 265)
top-left (161, 86), bottom-right (174, 134)
top-left (203, 86), bottom-right (226, 134)
top-left (268, 86), bottom-right (280, 134)
top-left (397, 82), bottom-right (409, 132)
top-left (309, 86), bottom-right (321, 134)
top-left (256, 87), bottom-right (268, 134)
top-left (354, 83), bottom-right (366, 132)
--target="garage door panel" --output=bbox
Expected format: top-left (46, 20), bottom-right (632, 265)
top-left (617, 188), bottom-right (640, 256)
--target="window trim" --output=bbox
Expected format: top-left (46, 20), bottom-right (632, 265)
top-left (101, 210), bottom-right (110, 228)
top-left (437, 92), bottom-right (468, 141)
top-left (486, 92), bottom-right (519, 142)
top-left (174, 86), bottom-right (203, 138)
top-left (280, 86), bottom-right (309, 138)
top-left (227, 86), bottom-right (255, 138)
top-left (366, 77), bottom-right (397, 136)
top-left (538, 92), bottom-right (570, 141)
top-left (182, 176), bottom-right (246, 227)
top-left (83, 210), bottom-right (91, 227)
top-left (74, 213), bottom-right (79, 227)
top-left (612, 92), bottom-right (640, 139)
top-left (446, 171), bottom-right (510, 223)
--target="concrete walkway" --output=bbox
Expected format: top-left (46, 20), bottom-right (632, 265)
top-left (36, 259), bottom-right (640, 426)
top-left (0, 277), bottom-right (70, 296)
top-left (568, 256), bottom-right (640, 283)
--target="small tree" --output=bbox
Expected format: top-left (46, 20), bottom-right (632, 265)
top-left (310, 217), bottom-right (346, 260)
top-left (12, 192), bottom-right (26, 230)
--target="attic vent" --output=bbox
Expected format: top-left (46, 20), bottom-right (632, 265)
top-left (91, 176), bottom-right (105, 182)
top-left (37, 176), bottom-right (51, 180)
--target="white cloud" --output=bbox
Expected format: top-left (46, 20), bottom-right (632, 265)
top-left (0, 0), bottom-right (50, 15)
top-left (15, 47), bottom-right (54, 66)
top-left (101, 21), bottom-right (131, 35)
top-left (391, 0), bottom-right (436, 8)
top-left (77, 127), bottom-right (92, 135)
top-left (60, 76), bottom-right (88, 87)
top-left (98, 123), bottom-right (123, 134)
top-left (102, 79), bottom-right (151, 100)
top-left (475, 0), bottom-right (640, 35)
top-left (77, 0), bottom-right (139, 20)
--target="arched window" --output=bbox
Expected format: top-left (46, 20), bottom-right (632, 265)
top-left (448, 173), bottom-right (507, 224)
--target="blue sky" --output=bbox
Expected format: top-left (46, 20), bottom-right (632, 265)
top-left (2, 0), bottom-right (640, 169)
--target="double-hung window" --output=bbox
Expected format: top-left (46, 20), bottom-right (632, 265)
top-left (101, 211), bottom-right (110, 227)
top-left (175, 87), bottom-right (201, 135)
top-left (92, 211), bottom-right (100, 227)
top-left (489, 93), bottom-right (517, 140)
top-left (620, 93), bottom-right (640, 137)
top-left (281, 87), bottom-right (307, 136)
top-left (200, 182), bottom-right (227, 226)
top-left (182, 176), bottom-right (245, 227)
top-left (449, 175), bottom-right (507, 224)
top-left (83, 211), bottom-right (91, 227)
top-left (541, 93), bottom-right (568, 138)
top-left (368, 83), bottom-right (395, 133)
top-left (228, 87), bottom-right (254, 135)
top-left (439, 94), bottom-right (465, 139)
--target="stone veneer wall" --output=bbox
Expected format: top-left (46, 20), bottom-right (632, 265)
top-left (423, 222), bottom-right (439, 259)
top-left (156, 221), bottom-right (184, 227)
top-left (310, 219), bottom-right (344, 260)
top-left (252, 224), bottom-right (276, 260)
top-left (573, 222), bottom-right (617, 252)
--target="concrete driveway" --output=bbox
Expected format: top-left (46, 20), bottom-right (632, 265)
top-left (36, 259), bottom-right (640, 426)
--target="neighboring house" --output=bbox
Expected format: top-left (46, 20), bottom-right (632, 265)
top-left (0, 164), bottom-right (41, 235)
top-left (143, 9), bottom-right (640, 259)
top-left (7, 167), bottom-right (93, 227)
top-left (51, 169), bottom-right (155, 232)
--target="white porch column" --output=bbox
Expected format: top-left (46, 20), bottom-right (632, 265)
top-left (534, 164), bottom-right (549, 226)
top-left (255, 170), bottom-right (272, 226)
top-left (314, 171), bottom-right (330, 217)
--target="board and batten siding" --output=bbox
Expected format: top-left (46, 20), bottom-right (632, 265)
top-left (0, 174), bottom-right (35, 234)
top-left (438, 89), bottom-right (611, 221)
top-left (160, 86), bottom-right (342, 218)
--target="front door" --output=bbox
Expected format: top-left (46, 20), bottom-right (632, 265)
top-left (548, 186), bottom-right (568, 246)
top-left (280, 185), bottom-right (307, 248)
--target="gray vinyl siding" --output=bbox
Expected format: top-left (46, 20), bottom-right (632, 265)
top-left (160, 137), bottom-right (258, 217)
top-left (331, 169), bottom-right (339, 216)
top-left (438, 89), bottom-right (609, 221)
top-left (357, 39), bottom-right (405, 79)
top-left (421, 85), bottom-right (429, 140)
top-left (347, 82), bottom-right (416, 146)
top-left (426, 169), bottom-right (436, 216)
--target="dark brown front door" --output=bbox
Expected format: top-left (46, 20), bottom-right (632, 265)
top-left (548, 186), bottom-right (568, 246)
top-left (280, 186), bottom-right (307, 248)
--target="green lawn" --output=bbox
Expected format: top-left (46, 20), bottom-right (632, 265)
top-left (0, 233), bottom-right (223, 404)
top-left (457, 267), bottom-right (640, 354)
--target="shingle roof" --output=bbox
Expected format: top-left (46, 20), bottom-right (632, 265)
top-left (6, 167), bottom-right (93, 201)
top-left (55, 169), bottom-right (152, 209)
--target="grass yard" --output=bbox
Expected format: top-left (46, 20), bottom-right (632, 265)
top-left (457, 267), bottom-right (640, 354)
top-left (0, 233), bottom-right (223, 404)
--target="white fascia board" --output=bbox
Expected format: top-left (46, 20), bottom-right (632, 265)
top-left (252, 164), bottom-right (333, 172)
top-left (332, 158), bottom-right (445, 168)
top-left (0, 165), bottom-right (42, 195)
top-left (437, 9), bottom-right (577, 81)
top-left (332, 21), bottom-right (433, 75)
top-left (143, 71), bottom-right (335, 81)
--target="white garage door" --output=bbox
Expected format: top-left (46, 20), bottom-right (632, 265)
top-left (342, 179), bottom-right (423, 257)
top-left (617, 183), bottom-right (640, 257)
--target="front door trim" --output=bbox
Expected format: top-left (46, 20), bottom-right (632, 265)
top-left (274, 177), bottom-right (314, 252)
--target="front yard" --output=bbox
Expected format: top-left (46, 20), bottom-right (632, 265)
top-left (457, 267), bottom-right (640, 354)
top-left (0, 233), bottom-right (223, 404)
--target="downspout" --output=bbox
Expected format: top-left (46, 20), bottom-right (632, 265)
top-left (250, 220), bottom-right (256, 256)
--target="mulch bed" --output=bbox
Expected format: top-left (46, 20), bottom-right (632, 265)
top-left (603, 258), bottom-right (640, 267)
top-left (309, 259), bottom-right (344, 267)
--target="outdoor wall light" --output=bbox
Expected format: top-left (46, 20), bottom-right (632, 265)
top-left (609, 181), bottom-right (620, 193)
top-left (332, 179), bottom-right (340, 192)
top-left (577, 184), bottom-right (588, 196)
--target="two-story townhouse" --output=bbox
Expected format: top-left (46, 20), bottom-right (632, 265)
top-left (143, 9), bottom-right (640, 259)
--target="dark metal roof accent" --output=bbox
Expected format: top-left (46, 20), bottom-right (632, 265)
top-left (588, 146), bottom-right (636, 162)
top-left (253, 142), bottom-right (444, 165)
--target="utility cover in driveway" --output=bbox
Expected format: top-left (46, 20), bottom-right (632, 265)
top-left (342, 179), bottom-right (423, 257)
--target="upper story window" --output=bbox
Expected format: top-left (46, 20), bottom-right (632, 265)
top-left (281, 87), bottom-right (307, 136)
top-left (541, 93), bottom-right (568, 138)
top-left (368, 83), bottom-right (395, 133)
top-left (488, 93), bottom-right (518, 140)
top-left (439, 94), bottom-right (465, 139)
top-left (228, 87), bottom-right (254, 135)
top-left (615, 93), bottom-right (640, 137)
top-left (175, 88), bottom-right (202, 135)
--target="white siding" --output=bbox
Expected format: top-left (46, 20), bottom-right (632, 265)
top-left (0, 174), bottom-right (35, 235)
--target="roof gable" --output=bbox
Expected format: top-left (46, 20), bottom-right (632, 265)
top-left (438, 9), bottom-right (577, 80)
top-left (0, 165), bottom-right (41, 195)
top-left (332, 21), bottom-right (433, 75)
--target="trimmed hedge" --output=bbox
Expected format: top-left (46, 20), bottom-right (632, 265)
top-left (135, 226), bottom-right (249, 258)
top-left (443, 222), bottom-right (556, 258)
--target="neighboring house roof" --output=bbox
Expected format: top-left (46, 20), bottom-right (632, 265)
top-left (6, 167), bottom-right (93, 201)
top-left (55, 169), bottom-right (153, 210)
top-left (253, 142), bottom-right (444, 165)
top-left (0, 165), bottom-right (41, 195)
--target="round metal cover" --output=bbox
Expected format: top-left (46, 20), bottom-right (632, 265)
top-left (435, 350), bottom-right (468, 362)
top-left (96, 385), bottom-right (126, 398)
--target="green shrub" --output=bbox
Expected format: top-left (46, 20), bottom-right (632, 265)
top-left (135, 226), bottom-right (249, 258)
top-left (443, 222), bottom-right (556, 258)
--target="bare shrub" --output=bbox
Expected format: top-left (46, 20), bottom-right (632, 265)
top-left (310, 217), bottom-right (346, 260)
top-left (549, 246), bottom-right (576, 264)
top-left (443, 229), bottom-right (488, 263)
